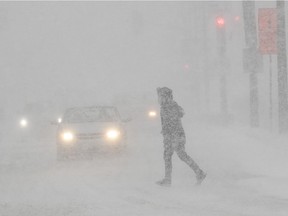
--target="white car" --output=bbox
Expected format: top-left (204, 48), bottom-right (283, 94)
top-left (56, 106), bottom-right (129, 160)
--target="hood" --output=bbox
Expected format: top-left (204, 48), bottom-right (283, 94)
top-left (59, 122), bottom-right (122, 134)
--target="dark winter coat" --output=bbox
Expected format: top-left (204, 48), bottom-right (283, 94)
top-left (160, 100), bottom-right (185, 137)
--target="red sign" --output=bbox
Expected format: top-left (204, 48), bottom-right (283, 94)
top-left (258, 8), bottom-right (277, 54)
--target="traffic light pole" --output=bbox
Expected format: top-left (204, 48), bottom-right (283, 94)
top-left (216, 16), bottom-right (228, 123)
top-left (242, 1), bottom-right (259, 127)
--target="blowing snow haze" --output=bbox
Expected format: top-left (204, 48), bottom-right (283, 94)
top-left (1, 2), bottom-right (211, 109)
top-left (1, 1), bottom-right (288, 216)
top-left (0, 2), bottom-right (247, 113)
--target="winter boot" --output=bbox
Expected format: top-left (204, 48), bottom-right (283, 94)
top-left (196, 170), bottom-right (206, 185)
top-left (156, 178), bottom-right (171, 186)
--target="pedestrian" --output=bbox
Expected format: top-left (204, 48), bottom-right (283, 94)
top-left (156, 87), bottom-right (206, 186)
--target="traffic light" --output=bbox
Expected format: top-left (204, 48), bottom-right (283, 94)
top-left (184, 63), bottom-right (190, 70)
top-left (216, 16), bottom-right (225, 28)
top-left (234, 16), bottom-right (240, 22)
top-left (215, 16), bottom-right (226, 50)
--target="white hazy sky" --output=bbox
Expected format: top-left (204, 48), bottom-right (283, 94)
top-left (0, 2), bottom-right (203, 107)
top-left (0, 1), bottom-right (280, 128)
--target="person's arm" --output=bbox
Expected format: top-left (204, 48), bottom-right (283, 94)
top-left (178, 105), bottom-right (185, 118)
top-left (160, 108), bottom-right (165, 134)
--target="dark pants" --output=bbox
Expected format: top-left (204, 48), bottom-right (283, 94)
top-left (163, 134), bottom-right (201, 180)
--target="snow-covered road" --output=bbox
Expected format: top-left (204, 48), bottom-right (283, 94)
top-left (1, 123), bottom-right (288, 216)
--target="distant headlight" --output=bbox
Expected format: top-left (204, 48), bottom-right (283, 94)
top-left (20, 118), bottom-right (28, 128)
top-left (61, 131), bottom-right (74, 142)
top-left (148, 111), bottom-right (157, 118)
top-left (106, 129), bottom-right (120, 140)
top-left (58, 118), bottom-right (62, 123)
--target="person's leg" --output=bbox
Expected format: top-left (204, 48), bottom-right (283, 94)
top-left (176, 146), bottom-right (201, 174)
top-left (175, 136), bottom-right (206, 184)
top-left (163, 144), bottom-right (174, 181)
top-left (156, 137), bottom-right (174, 186)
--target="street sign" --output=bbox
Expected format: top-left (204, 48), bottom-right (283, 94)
top-left (258, 8), bottom-right (277, 54)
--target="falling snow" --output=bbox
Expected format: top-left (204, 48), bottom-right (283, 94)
top-left (0, 1), bottom-right (288, 216)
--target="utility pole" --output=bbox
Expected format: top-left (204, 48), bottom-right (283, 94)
top-left (277, 0), bottom-right (288, 133)
top-left (215, 15), bottom-right (228, 123)
top-left (242, 0), bottom-right (259, 127)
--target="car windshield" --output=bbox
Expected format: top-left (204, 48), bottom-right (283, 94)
top-left (63, 107), bottom-right (119, 123)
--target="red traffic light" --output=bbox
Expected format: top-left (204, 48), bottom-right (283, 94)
top-left (234, 16), bottom-right (240, 22)
top-left (216, 16), bottom-right (225, 27)
top-left (184, 64), bottom-right (190, 70)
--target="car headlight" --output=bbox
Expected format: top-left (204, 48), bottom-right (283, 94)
top-left (61, 131), bottom-right (74, 142)
top-left (106, 129), bottom-right (120, 140)
top-left (148, 111), bottom-right (157, 118)
top-left (20, 118), bottom-right (28, 128)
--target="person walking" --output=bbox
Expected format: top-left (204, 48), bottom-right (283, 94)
top-left (156, 87), bottom-right (206, 186)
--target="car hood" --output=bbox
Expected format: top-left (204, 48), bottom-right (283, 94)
top-left (59, 122), bottom-right (122, 134)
